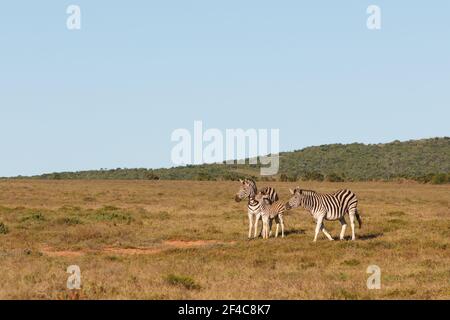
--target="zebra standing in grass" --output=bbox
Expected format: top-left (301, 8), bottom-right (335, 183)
top-left (234, 179), bottom-right (279, 239)
top-left (286, 187), bottom-right (362, 242)
top-left (254, 192), bottom-right (288, 239)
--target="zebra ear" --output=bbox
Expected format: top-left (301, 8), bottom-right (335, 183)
top-left (239, 179), bottom-right (244, 183)
top-left (289, 188), bottom-right (294, 195)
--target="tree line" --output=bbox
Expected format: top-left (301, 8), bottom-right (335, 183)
top-left (7, 137), bottom-right (449, 184)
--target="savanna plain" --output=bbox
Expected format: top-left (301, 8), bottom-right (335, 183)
top-left (0, 180), bottom-right (448, 299)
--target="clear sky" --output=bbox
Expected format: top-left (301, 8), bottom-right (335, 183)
top-left (0, 1), bottom-right (449, 177)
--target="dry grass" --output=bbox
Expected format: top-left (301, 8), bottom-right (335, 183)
top-left (0, 180), bottom-right (448, 300)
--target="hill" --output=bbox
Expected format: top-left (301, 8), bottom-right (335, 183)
top-left (8, 137), bottom-right (450, 184)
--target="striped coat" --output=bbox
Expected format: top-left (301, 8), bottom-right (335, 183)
top-left (235, 179), bottom-right (278, 239)
top-left (255, 192), bottom-right (287, 239)
top-left (286, 187), bottom-right (362, 241)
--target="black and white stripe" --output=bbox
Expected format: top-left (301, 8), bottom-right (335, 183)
top-left (255, 192), bottom-right (287, 239)
top-left (286, 187), bottom-right (362, 241)
top-left (235, 179), bottom-right (279, 239)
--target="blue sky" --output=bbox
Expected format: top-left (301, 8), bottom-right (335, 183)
top-left (0, 1), bottom-right (449, 177)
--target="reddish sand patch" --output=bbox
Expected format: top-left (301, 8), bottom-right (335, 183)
top-left (103, 247), bottom-right (163, 255)
top-left (40, 240), bottom-right (235, 257)
top-left (163, 240), bottom-right (226, 248)
top-left (40, 246), bottom-right (84, 257)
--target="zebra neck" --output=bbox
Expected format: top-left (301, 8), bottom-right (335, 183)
top-left (300, 198), bottom-right (316, 212)
top-left (248, 198), bottom-right (259, 206)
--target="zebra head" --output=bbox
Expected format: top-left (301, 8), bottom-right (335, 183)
top-left (286, 187), bottom-right (302, 210)
top-left (234, 179), bottom-right (257, 202)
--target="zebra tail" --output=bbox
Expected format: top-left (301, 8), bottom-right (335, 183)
top-left (355, 210), bottom-right (362, 229)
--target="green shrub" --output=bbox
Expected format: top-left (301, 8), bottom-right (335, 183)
top-left (20, 212), bottom-right (46, 222)
top-left (56, 217), bottom-right (82, 225)
top-left (164, 274), bottom-right (201, 290)
top-left (326, 173), bottom-right (344, 182)
top-left (342, 259), bottom-right (361, 266)
top-left (303, 171), bottom-right (324, 181)
top-left (431, 173), bottom-right (448, 185)
top-left (0, 222), bottom-right (8, 234)
top-left (144, 171), bottom-right (160, 180)
top-left (92, 206), bottom-right (133, 224)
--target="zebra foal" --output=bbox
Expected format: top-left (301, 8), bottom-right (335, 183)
top-left (254, 192), bottom-right (287, 239)
top-left (286, 187), bottom-right (362, 242)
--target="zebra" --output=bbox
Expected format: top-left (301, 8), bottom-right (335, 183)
top-left (254, 192), bottom-right (287, 239)
top-left (234, 179), bottom-right (279, 239)
top-left (285, 187), bottom-right (362, 242)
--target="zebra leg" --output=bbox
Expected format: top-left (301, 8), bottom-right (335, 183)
top-left (279, 214), bottom-right (285, 238)
top-left (349, 210), bottom-right (356, 241)
top-left (314, 216), bottom-right (324, 242)
top-left (275, 222), bottom-right (280, 238)
top-left (274, 218), bottom-right (279, 238)
top-left (339, 217), bottom-right (347, 240)
top-left (253, 213), bottom-right (261, 238)
top-left (261, 216), bottom-right (266, 239)
top-left (321, 223), bottom-right (334, 241)
top-left (269, 219), bottom-right (273, 238)
top-left (248, 213), bottom-right (254, 240)
top-left (262, 217), bottom-right (269, 239)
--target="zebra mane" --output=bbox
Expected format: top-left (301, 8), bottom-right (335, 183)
top-left (297, 189), bottom-right (317, 196)
top-left (244, 178), bottom-right (257, 192)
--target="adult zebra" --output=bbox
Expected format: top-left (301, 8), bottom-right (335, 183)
top-left (286, 187), bottom-right (362, 241)
top-left (234, 179), bottom-right (279, 239)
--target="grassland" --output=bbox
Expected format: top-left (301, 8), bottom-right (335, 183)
top-left (0, 180), bottom-right (448, 299)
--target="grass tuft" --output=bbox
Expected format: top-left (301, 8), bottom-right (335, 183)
top-left (156, 211), bottom-right (170, 220)
top-left (164, 274), bottom-right (201, 290)
top-left (91, 206), bottom-right (133, 224)
top-left (55, 217), bottom-right (83, 225)
top-left (342, 259), bottom-right (361, 266)
top-left (0, 222), bottom-right (8, 234)
top-left (388, 211), bottom-right (406, 216)
top-left (20, 212), bottom-right (46, 222)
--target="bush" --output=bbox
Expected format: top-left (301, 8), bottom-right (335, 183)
top-left (431, 173), bottom-right (448, 185)
top-left (92, 206), bottom-right (133, 224)
top-left (303, 171), bottom-right (324, 181)
top-left (164, 274), bottom-right (201, 290)
top-left (326, 173), bottom-right (344, 182)
top-left (20, 212), bottom-right (46, 222)
top-left (0, 222), bottom-right (8, 234)
top-left (196, 172), bottom-right (215, 181)
top-left (222, 172), bottom-right (241, 181)
top-left (56, 217), bottom-right (82, 225)
top-left (279, 174), bottom-right (288, 182)
top-left (144, 171), bottom-right (160, 180)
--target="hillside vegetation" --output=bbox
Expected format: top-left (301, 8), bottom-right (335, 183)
top-left (9, 137), bottom-right (450, 183)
